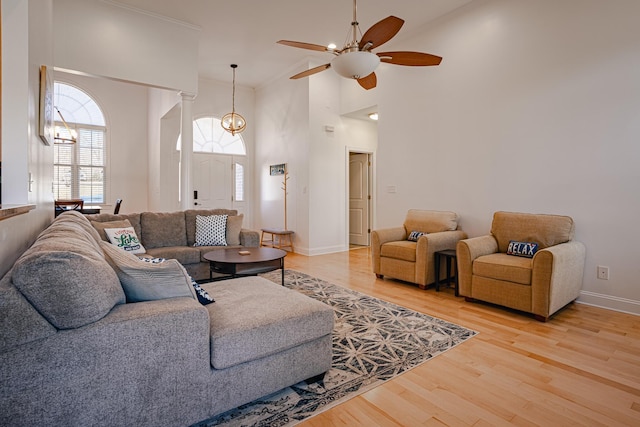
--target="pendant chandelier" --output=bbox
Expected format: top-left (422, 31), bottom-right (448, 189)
top-left (221, 64), bottom-right (246, 136)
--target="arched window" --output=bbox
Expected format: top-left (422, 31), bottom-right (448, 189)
top-left (192, 116), bottom-right (246, 155)
top-left (53, 82), bottom-right (107, 203)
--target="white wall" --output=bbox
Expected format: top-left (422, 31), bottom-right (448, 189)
top-left (0, 0), bottom-right (55, 277)
top-left (255, 66), bottom-right (310, 250)
top-left (375, 0), bottom-right (640, 314)
top-left (53, 0), bottom-right (199, 94)
top-left (256, 61), bottom-right (378, 255)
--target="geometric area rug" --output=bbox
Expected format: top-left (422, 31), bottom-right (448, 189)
top-left (192, 270), bottom-right (478, 427)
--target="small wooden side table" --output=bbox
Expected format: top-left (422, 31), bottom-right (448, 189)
top-left (260, 228), bottom-right (294, 252)
top-left (434, 249), bottom-right (459, 296)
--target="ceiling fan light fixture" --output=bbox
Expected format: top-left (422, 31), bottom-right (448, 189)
top-left (331, 51), bottom-right (380, 79)
top-left (221, 64), bottom-right (246, 136)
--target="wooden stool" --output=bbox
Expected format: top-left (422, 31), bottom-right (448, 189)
top-left (434, 249), bottom-right (459, 296)
top-left (260, 228), bottom-right (294, 252)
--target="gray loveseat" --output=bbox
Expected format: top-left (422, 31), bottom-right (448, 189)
top-left (86, 208), bottom-right (260, 281)
top-left (0, 211), bottom-right (334, 426)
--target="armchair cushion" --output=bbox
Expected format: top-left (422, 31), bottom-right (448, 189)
top-left (473, 253), bottom-right (532, 285)
top-left (380, 241), bottom-right (417, 262)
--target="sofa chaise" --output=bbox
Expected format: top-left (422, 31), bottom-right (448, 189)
top-left (0, 211), bottom-right (334, 426)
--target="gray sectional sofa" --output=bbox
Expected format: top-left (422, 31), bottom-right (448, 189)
top-left (0, 210), bottom-right (334, 426)
top-left (86, 208), bottom-right (260, 281)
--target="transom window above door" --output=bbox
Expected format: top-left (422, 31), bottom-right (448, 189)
top-left (191, 116), bottom-right (246, 155)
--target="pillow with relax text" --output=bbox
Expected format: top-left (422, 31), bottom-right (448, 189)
top-left (506, 240), bottom-right (539, 258)
top-left (104, 226), bottom-right (146, 254)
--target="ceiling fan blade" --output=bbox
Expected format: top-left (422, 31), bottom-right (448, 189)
top-left (377, 51), bottom-right (443, 66)
top-left (359, 16), bottom-right (404, 51)
top-left (277, 40), bottom-right (330, 53)
top-left (290, 64), bottom-right (331, 79)
top-left (357, 72), bottom-right (377, 90)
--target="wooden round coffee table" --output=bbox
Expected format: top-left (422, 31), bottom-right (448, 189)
top-left (203, 247), bottom-right (287, 285)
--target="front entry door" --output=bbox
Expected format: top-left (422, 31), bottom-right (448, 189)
top-left (349, 152), bottom-right (371, 246)
top-left (193, 154), bottom-right (232, 209)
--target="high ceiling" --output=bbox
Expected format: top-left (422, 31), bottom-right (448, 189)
top-left (110, 0), bottom-right (473, 88)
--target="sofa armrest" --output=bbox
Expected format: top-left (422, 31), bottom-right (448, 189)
top-left (239, 229), bottom-right (260, 247)
top-left (531, 241), bottom-right (586, 318)
top-left (456, 235), bottom-right (499, 297)
top-left (372, 226), bottom-right (407, 245)
top-left (371, 227), bottom-right (406, 274)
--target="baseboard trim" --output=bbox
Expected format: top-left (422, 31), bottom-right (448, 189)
top-left (576, 291), bottom-right (640, 316)
top-left (292, 245), bottom-right (348, 257)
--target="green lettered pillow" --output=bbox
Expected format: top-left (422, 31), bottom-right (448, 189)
top-left (91, 219), bottom-right (133, 242)
top-left (105, 226), bottom-right (146, 254)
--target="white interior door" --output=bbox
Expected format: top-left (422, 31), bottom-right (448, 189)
top-left (349, 152), bottom-right (371, 246)
top-left (193, 154), bottom-right (232, 209)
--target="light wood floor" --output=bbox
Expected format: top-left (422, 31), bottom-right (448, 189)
top-left (283, 248), bottom-right (640, 427)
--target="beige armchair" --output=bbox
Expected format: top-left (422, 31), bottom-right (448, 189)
top-left (457, 211), bottom-right (586, 321)
top-left (372, 210), bottom-right (467, 289)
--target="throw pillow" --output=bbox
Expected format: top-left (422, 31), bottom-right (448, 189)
top-left (506, 240), bottom-right (539, 258)
top-left (104, 226), bottom-right (146, 254)
top-left (407, 230), bottom-right (426, 242)
top-left (139, 257), bottom-right (215, 305)
top-left (101, 241), bottom-right (197, 303)
top-left (91, 219), bottom-right (133, 242)
top-left (194, 214), bottom-right (228, 246)
top-left (226, 214), bottom-right (244, 246)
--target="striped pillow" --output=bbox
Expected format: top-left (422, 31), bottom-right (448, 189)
top-left (101, 241), bottom-right (196, 303)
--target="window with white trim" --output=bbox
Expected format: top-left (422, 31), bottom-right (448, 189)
top-left (190, 116), bottom-right (246, 155)
top-left (234, 162), bottom-right (244, 202)
top-left (53, 83), bottom-right (106, 203)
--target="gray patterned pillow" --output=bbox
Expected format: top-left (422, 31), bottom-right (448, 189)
top-left (194, 214), bottom-right (228, 246)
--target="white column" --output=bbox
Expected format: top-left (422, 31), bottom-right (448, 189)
top-left (179, 92), bottom-right (196, 210)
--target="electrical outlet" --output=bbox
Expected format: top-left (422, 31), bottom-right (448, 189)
top-left (597, 265), bottom-right (609, 280)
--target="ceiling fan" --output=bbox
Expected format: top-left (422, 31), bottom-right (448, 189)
top-left (277, 0), bottom-right (442, 90)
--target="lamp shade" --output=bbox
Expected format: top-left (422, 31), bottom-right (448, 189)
top-left (331, 51), bottom-right (380, 79)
